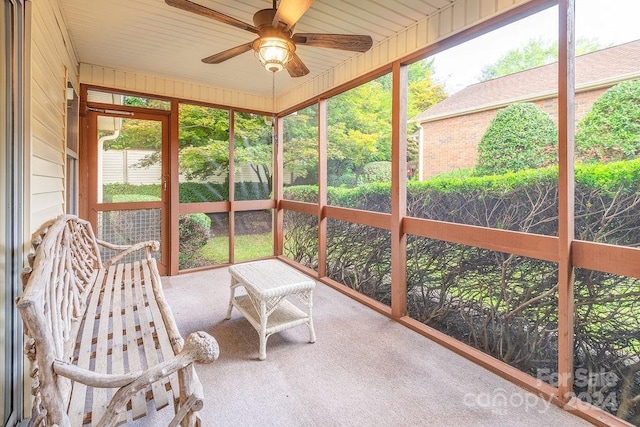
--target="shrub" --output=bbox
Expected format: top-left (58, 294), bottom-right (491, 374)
top-left (327, 183), bottom-right (391, 212)
top-left (234, 181), bottom-right (271, 201)
top-left (362, 161), bottom-right (391, 183)
top-left (283, 185), bottom-right (318, 203)
top-left (178, 214), bottom-right (211, 269)
top-left (179, 182), bottom-right (228, 203)
top-left (327, 172), bottom-right (357, 188)
top-left (476, 103), bottom-right (557, 176)
top-left (576, 79), bottom-right (640, 163)
top-left (104, 181), bottom-right (270, 204)
top-left (109, 194), bottom-right (160, 203)
top-left (102, 183), bottom-right (161, 202)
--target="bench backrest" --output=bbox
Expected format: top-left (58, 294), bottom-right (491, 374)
top-left (18, 215), bottom-right (103, 423)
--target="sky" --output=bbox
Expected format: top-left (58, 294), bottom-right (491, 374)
top-left (429, 0), bottom-right (640, 93)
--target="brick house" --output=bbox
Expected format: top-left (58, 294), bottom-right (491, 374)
top-left (413, 40), bottom-right (640, 179)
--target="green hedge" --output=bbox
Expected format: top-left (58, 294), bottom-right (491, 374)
top-left (103, 151), bottom-right (640, 205)
top-left (284, 158), bottom-right (640, 228)
top-left (102, 184), bottom-right (161, 202)
top-left (575, 157), bottom-right (640, 192)
top-left (103, 181), bottom-right (271, 203)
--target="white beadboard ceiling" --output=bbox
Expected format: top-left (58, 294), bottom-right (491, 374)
top-left (59, 0), bottom-right (455, 98)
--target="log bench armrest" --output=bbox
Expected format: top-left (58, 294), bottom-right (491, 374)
top-left (97, 238), bottom-right (160, 267)
top-left (52, 331), bottom-right (219, 427)
top-left (52, 332), bottom-right (219, 388)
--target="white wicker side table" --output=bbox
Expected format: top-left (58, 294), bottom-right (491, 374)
top-left (226, 259), bottom-right (316, 360)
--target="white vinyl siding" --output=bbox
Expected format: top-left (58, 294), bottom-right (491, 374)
top-left (101, 150), bottom-right (161, 185)
top-left (29, 0), bottom-right (78, 231)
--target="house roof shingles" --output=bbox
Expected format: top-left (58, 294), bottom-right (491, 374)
top-left (414, 39), bottom-right (640, 122)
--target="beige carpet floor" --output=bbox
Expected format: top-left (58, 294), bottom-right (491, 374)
top-left (134, 264), bottom-right (592, 426)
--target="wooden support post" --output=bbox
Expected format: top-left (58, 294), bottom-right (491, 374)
top-left (78, 84), bottom-right (90, 221)
top-left (391, 61), bottom-right (408, 318)
top-left (557, 0), bottom-right (576, 402)
top-left (85, 109), bottom-right (99, 229)
top-left (229, 110), bottom-right (236, 264)
top-left (318, 99), bottom-right (328, 278)
top-left (169, 99), bottom-right (180, 275)
top-left (274, 115), bottom-right (284, 256)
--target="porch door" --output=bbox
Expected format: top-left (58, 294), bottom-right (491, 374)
top-left (87, 110), bottom-right (170, 274)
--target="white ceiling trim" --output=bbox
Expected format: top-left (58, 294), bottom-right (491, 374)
top-left (79, 63), bottom-right (273, 112)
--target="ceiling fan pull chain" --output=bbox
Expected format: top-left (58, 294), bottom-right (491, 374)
top-left (272, 71), bottom-right (277, 147)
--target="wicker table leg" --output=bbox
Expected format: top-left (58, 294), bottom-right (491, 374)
top-left (305, 290), bottom-right (316, 343)
top-left (225, 278), bottom-right (237, 319)
top-left (259, 300), bottom-right (268, 360)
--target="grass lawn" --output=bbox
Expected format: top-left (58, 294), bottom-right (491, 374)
top-left (109, 194), bottom-right (160, 203)
top-left (197, 232), bottom-right (273, 263)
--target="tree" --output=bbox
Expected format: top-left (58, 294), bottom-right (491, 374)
top-left (327, 76), bottom-right (391, 185)
top-left (103, 119), bottom-right (162, 151)
top-left (177, 104), bottom-right (230, 180)
top-left (103, 95), bottom-right (172, 150)
top-left (111, 103), bottom-right (231, 176)
top-left (234, 112), bottom-right (273, 188)
top-left (407, 59), bottom-right (448, 118)
top-left (576, 79), bottom-right (640, 163)
top-left (178, 103), bottom-right (229, 149)
top-left (179, 143), bottom-right (229, 181)
top-left (323, 62), bottom-right (446, 185)
top-left (480, 37), bottom-right (604, 81)
top-left (123, 96), bottom-right (169, 110)
top-left (282, 105), bottom-right (319, 184)
top-left (476, 103), bottom-right (557, 175)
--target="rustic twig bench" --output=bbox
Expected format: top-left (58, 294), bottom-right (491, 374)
top-left (17, 215), bottom-right (219, 427)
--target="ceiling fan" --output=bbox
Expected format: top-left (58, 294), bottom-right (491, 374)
top-left (165, 0), bottom-right (374, 77)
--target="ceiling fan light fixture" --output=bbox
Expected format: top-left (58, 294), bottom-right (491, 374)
top-left (166, 0), bottom-right (372, 78)
top-left (254, 37), bottom-right (292, 73)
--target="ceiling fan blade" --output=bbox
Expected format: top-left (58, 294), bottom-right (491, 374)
top-left (202, 42), bottom-right (253, 64)
top-left (285, 52), bottom-right (310, 77)
top-left (273, 0), bottom-right (315, 32)
top-left (292, 33), bottom-right (373, 52)
top-left (165, 0), bottom-right (258, 34)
